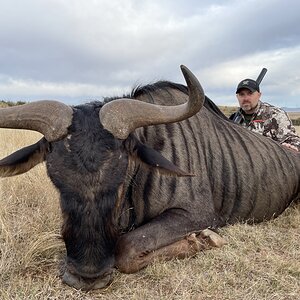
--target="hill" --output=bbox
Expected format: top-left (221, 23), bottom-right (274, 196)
top-left (282, 107), bottom-right (300, 112)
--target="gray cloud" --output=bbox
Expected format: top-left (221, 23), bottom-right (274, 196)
top-left (0, 0), bottom-right (299, 107)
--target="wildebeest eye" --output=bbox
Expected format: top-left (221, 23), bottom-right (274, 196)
top-left (63, 139), bottom-right (71, 152)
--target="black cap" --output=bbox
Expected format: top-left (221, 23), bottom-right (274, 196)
top-left (236, 79), bottom-right (260, 94)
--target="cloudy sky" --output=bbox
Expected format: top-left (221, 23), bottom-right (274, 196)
top-left (0, 0), bottom-right (299, 108)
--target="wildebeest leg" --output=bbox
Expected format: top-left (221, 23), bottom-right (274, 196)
top-left (115, 211), bottom-right (226, 273)
top-left (116, 230), bottom-right (226, 273)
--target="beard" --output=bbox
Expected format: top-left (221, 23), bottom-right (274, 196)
top-left (241, 102), bottom-right (255, 113)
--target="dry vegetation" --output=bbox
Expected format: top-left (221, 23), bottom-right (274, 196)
top-left (218, 106), bottom-right (238, 117)
top-left (0, 126), bottom-right (299, 299)
top-left (288, 112), bottom-right (300, 120)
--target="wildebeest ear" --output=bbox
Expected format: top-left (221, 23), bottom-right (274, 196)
top-left (0, 138), bottom-right (50, 177)
top-left (126, 138), bottom-right (194, 177)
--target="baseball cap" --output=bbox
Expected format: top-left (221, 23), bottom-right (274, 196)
top-left (236, 79), bottom-right (260, 94)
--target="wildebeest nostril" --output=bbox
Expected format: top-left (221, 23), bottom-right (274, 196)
top-left (62, 268), bottom-right (114, 291)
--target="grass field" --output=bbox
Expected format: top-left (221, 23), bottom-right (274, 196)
top-left (0, 127), bottom-right (299, 300)
top-left (288, 112), bottom-right (300, 120)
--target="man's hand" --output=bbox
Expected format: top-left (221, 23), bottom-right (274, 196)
top-left (281, 142), bottom-right (299, 152)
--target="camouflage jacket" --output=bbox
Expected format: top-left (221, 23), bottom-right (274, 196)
top-left (229, 101), bottom-right (300, 151)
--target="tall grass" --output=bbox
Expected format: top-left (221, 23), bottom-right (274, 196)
top-left (0, 129), bottom-right (299, 300)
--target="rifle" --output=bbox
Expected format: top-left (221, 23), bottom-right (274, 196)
top-left (256, 68), bottom-right (267, 85)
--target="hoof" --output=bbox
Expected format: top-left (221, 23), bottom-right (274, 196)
top-left (199, 229), bottom-right (227, 248)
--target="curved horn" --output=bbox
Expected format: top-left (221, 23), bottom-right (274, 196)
top-left (99, 65), bottom-right (205, 139)
top-left (0, 100), bottom-right (73, 142)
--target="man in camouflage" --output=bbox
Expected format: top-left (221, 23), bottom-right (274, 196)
top-left (230, 78), bottom-right (300, 152)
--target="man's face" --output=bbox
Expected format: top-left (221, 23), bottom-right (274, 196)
top-left (236, 88), bottom-right (261, 114)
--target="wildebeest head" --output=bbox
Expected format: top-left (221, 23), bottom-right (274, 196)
top-left (0, 65), bottom-right (205, 290)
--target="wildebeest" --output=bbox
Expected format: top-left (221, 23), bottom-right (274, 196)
top-left (0, 66), bottom-right (299, 290)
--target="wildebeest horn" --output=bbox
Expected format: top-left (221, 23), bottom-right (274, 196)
top-left (99, 65), bottom-right (205, 139)
top-left (0, 100), bottom-right (73, 142)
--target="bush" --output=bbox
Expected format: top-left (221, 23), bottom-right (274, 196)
top-left (292, 118), bottom-right (300, 126)
top-left (0, 100), bottom-right (26, 107)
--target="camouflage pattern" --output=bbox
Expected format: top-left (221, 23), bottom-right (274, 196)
top-left (230, 101), bottom-right (300, 151)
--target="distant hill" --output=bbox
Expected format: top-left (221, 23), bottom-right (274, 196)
top-left (219, 105), bottom-right (300, 115)
top-left (218, 105), bottom-right (300, 125)
top-left (281, 107), bottom-right (300, 112)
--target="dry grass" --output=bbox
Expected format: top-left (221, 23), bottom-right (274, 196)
top-left (288, 112), bottom-right (300, 120)
top-left (0, 129), bottom-right (299, 300)
top-left (218, 106), bottom-right (238, 117)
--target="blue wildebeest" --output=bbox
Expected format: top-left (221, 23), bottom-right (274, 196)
top-left (0, 66), bottom-right (299, 290)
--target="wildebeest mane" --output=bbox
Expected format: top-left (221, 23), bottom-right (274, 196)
top-left (103, 80), bottom-right (230, 121)
top-left (103, 81), bottom-right (229, 121)
top-left (133, 81), bottom-right (229, 120)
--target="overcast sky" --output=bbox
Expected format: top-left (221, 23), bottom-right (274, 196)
top-left (0, 0), bottom-right (299, 108)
